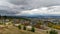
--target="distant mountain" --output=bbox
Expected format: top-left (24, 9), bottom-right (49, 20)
top-left (0, 14), bottom-right (60, 19)
top-left (19, 15), bottom-right (60, 19)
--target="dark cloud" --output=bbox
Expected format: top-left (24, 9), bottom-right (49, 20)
top-left (8, 0), bottom-right (28, 5)
top-left (0, 0), bottom-right (60, 16)
top-left (8, 0), bottom-right (60, 9)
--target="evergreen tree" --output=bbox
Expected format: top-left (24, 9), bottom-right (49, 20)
top-left (18, 25), bottom-right (21, 29)
top-left (49, 30), bottom-right (58, 34)
top-left (31, 26), bottom-right (35, 32)
top-left (23, 26), bottom-right (26, 30)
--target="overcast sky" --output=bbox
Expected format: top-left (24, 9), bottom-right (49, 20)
top-left (0, 0), bottom-right (60, 16)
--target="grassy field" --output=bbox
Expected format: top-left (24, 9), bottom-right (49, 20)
top-left (0, 25), bottom-right (45, 34)
top-left (0, 21), bottom-right (59, 34)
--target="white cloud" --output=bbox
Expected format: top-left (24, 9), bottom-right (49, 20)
top-left (0, 0), bottom-right (60, 16)
top-left (0, 0), bottom-right (20, 16)
top-left (16, 6), bottom-right (60, 16)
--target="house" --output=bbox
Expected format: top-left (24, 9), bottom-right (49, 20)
top-left (26, 26), bottom-right (32, 31)
top-left (13, 19), bottom-right (20, 24)
top-left (43, 21), bottom-right (52, 26)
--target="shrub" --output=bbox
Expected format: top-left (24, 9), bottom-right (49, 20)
top-left (49, 30), bottom-right (58, 34)
top-left (52, 25), bottom-right (60, 30)
top-left (46, 31), bottom-right (48, 33)
top-left (23, 26), bottom-right (26, 30)
top-left (18, 25), bottom-right (21, 29)
top-left (31, 26), bottom-right (35, 32)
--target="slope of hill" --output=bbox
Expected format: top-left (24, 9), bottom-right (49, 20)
top-left (0, 25), bottom-right (44, 34)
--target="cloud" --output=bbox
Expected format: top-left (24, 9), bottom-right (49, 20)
top-left (0, 0), bottom-right (60, 16)
top-left (8, 0), bottom-right (60, 8)
top-left (0, 0), bottom-right (20, 16)
top-left (17, 6), bottom-right (60, 16)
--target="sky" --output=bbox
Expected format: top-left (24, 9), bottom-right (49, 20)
top-left (0, 0), bottom-right (60, 16)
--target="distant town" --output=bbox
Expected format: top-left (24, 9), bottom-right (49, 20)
top-left (0, 16), bottom-right (59, 34)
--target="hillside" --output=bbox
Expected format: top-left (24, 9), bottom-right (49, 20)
top-left (0, 25), bottom-right (46, 34)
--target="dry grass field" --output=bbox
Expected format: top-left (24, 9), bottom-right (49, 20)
top-left (0, 24), bottom-right (48, 34)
